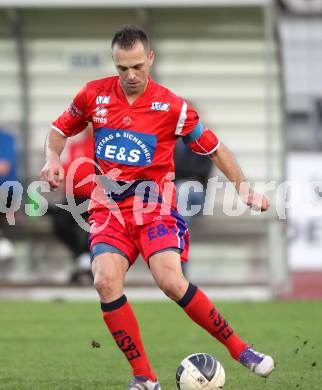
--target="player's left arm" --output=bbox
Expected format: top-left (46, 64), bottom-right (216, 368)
top-left (208, 142), bottom-right (270, 212)
top-left (188, 132), bottom-right (269, 211)
top-left (186, 133), bottom-right (269, 211)
top-left (177, 100), bottom-right (269, 211)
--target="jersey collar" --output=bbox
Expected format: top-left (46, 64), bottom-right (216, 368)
top-left (116, 77), bottom-right (155, 107)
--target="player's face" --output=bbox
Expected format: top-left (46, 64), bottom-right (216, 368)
top-left (112, 41), bottom-right (154, 97)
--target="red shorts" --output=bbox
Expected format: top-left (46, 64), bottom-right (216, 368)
top-left (88, 203), bottom-right (189, 265)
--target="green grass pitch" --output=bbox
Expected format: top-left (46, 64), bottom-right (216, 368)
top-left (0, 300), bottom-right (321, 389)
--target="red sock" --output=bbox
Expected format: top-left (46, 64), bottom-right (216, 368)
top-left (101, 295), bottom-right (156, 381)
top-left (177, 284), bottom-right (248, 359)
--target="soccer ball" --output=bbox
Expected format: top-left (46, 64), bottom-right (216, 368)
top-left (176, 353), bottom-right (225, 389)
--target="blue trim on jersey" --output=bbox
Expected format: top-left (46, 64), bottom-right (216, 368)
top-left (170, 209), bottom-right (187, 251)
top-left (182, 122), bottom-right (204, 144)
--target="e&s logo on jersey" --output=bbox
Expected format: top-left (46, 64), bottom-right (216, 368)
top-left (95, 128), bottom-right (157, 166)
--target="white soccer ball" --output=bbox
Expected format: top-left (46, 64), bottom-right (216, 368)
top-left (0, 237), bottom-right (15, 262)
top-left (176, 353), bottom-right (225, 390)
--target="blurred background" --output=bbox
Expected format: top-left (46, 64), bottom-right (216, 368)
top-left (0, 0), bottom-right (321, 301)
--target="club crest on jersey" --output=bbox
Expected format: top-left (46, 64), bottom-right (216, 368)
top-left (96, 95), bottom-right (110, 105)
top-left (151, 102), bottom-right (170, 112)
top-left (95, 128), bottom-right (157, 166)
top-left (123, 115), bottom-right (132, 126)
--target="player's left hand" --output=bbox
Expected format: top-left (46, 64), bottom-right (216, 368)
top-left (245, 191), bottom-right (270, 212)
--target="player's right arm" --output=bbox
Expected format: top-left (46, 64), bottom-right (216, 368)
top-left (40, 130), bottom-right (67, 190)
top-left (40, 85), bottom-right (88, 190)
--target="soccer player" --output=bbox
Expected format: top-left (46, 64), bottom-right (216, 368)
top-left (40, 26), bottom-right (275, 389)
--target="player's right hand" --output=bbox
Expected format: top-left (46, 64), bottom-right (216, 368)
top-left (40, 158), bottom-right (65, 191)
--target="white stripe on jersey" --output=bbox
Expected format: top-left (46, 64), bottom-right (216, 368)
top-left (51, 125), bottom-right (67, 137)
top-left (175, 101), bottom-right (187, 135)
top-left (175, 219), bottom-right (181, 249)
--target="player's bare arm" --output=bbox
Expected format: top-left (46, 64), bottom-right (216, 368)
top-left (40, 129), bottom-right (66, 190)
top-left (209, 142), bottom-right (270, 211)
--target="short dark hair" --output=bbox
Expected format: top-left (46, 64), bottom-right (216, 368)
top-left (111, 25), bottom-right (151, 51)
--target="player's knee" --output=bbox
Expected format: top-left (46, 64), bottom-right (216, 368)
top-left (158, 275), bottom-right (188, 301)
top-left (93, 273), bottom-right (121, 297)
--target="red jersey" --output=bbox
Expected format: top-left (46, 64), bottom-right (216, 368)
top-left (52, 76), bottom-right (218, 210)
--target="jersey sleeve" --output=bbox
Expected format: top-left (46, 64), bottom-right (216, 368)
top-left (52, 85), bottom-right (88, 137)
top-left (174, 100), bottom-right (200, 137)
top-left (184, 126), bottom-right (221, 155)
top-left (175, 100), bottom-right (221, 155)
